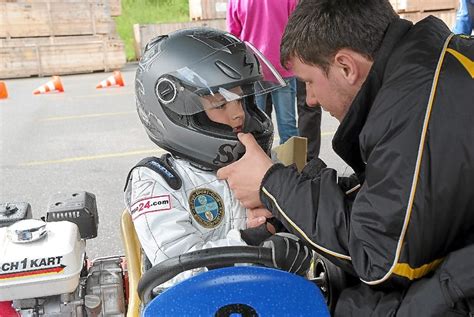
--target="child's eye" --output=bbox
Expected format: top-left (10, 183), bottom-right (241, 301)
top-left (214, 102), bottom-right (226, 110)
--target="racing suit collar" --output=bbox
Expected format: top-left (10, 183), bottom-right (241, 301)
top-left (332, 18), bottom-right (413, 179)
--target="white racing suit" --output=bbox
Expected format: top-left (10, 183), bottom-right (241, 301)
top-left (124, 154), bottom-right (247, 287)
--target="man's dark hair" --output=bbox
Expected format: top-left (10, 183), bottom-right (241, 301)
top-left (281, 0), bottom-right (398, 74)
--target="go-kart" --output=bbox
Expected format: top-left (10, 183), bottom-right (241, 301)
top-left (0, 191), bottom-right (346, 316)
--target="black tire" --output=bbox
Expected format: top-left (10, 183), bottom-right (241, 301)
top-left (310, 252), bottom-right (349, 314)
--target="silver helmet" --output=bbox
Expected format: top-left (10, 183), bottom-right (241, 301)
top-left (135, 28), bottom-right (285, 170)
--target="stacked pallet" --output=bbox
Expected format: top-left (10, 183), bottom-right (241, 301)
top-left (133, 0), bottom-right (227, 59)
top-left (189, 0), bottom-right (227, 21)
top-left (0, 0), bottom-right (125, 79)
top-left (390, 0), bottom-right (459, 28)
top-left (107, 0), bottom-right (121, 17)
top-left (133, 0), bottom-right (227, 60)
top-left (133, 19), bottom-right (226, 60)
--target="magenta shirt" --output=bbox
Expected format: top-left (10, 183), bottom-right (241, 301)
top-left (226, 0), bottom-right (298, 78)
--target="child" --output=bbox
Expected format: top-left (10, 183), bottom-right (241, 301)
top-left (124, 28), bottom-right (287, 286)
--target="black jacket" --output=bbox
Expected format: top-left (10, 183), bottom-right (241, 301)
top-left (261, 15), bottom-right (474, 292)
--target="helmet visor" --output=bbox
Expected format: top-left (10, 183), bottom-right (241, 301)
top-left (156, 42), bottom-right (286, 115)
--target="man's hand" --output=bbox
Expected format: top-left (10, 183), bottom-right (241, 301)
top-left (217, 133), bottom-right (273, 209)
top-left (260, 233), bottom-right (311, 275)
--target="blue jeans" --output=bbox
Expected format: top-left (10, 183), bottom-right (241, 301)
top-left (453, 0), bottom-right (474, 35)
top-left (256, 77), bottom-right (298, 144)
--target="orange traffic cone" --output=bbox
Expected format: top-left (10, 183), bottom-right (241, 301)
top-left (96, 71), bottom-right (124, 88)
top-left (0, 81), bottom-right (8, 99)
top-left (33, 76), bottom-right (64, 95)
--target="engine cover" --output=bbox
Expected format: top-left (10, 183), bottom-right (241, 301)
top-left (0, 220), bottom-right (85, 301)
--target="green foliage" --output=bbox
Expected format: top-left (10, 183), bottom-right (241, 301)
top-left (114, 0), bottom-right (189, 61)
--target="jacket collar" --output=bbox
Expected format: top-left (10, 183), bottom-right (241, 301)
top-left (332, 18), bottom-right (413, 177)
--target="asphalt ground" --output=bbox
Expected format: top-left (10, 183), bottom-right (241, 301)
top-left (0, 63), bottom-right (350, 259)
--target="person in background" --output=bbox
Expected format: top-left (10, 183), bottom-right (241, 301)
top-left (218, 0), bottom-right (474, 315)
top-left (227, 0), bottom-right (299, 144)
top-left (453, 0), bottom-right (474, 35)
top-left (297, 79), bottom-right (322, 160)
top-left (124, 28), bottom-right (310, 288)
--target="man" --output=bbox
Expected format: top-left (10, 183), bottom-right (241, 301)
top-left (218, 0), bottom-right (474, 315)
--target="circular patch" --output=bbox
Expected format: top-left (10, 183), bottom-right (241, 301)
top-left (155, 77), bottom-right (177, 104)
top-left (188, 189), bottom-right (224, 228)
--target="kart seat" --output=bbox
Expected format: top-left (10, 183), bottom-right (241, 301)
top-left (120, 210), bottom-right (143, 317)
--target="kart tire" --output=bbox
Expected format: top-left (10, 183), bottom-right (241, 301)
top-left (311, 252), bottom-right (349, 314)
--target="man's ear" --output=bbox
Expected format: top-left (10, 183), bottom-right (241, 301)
top-left (333, 49), bottom-right (360, 85)
top-left (334, 49), bottom-right (373, 86)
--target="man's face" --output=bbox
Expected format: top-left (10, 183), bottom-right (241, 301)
top-left (289, 56), bottom-right (355, 122)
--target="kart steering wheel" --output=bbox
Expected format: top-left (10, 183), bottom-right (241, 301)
top-left (138, 246), bottom-right (277, 305)
top-left (137, 246), bottom-right (338, 307)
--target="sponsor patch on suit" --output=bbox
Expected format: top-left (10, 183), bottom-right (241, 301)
top-left (188, 189), bottom-right (224, 228)
top-left (131, 195), bottom-right (171, 220)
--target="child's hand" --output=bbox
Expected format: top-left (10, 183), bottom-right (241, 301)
top-left (247, 207), bottom-right (273, 228)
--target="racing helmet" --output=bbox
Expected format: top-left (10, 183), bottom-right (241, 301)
top-left (135, 28), bottom-right (285, 170)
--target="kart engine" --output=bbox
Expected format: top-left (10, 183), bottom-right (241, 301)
top-left (0, 192), bottom-right (126, 316)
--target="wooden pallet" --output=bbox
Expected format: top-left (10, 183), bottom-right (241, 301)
top-left (189, 0), bottom-right (227, 21)
top-left (399, 9), bottom-right (458, 28)
top-left (0, 0), bottom-right (121, 16)
top-left (390, 0), bottom-right (419, 13)
top-left (108, 0), bottom-right (121, 17)
top-left (133, 19), bottom-right (227, 59)
top-left (0, 35), bottom-right (126, 78)
top-left (418, 0), bottom-right (458, 11)
top-left (390, 0), bottom-right (458, 13)
top-left (0, 1), bottom-right (117, 38)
